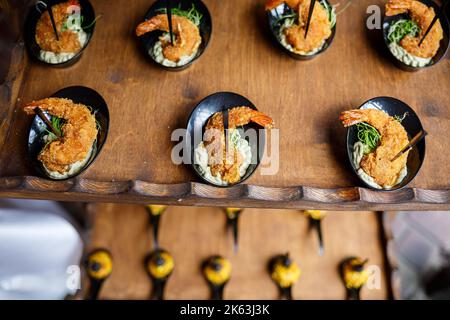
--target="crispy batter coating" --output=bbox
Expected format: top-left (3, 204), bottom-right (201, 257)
top-left (204, 107), bottom-right (274, 184)
top-left (386, 0), bottom-right (443, 58)
top-left (340, 109), bottom-right (410, 188)
top-left (282, 0), bottom-right (332, 53)
top-left (23, 97), bottom-right (98, 174)
top-left (136, 14), bottom-right (201, 62)
top-left (35, 0), bottom-right (83, 53)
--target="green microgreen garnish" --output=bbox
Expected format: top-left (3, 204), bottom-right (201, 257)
top-left (393, 112), bottom-right (409, 123)
top-left (156, 4), bottom-right (203, 26)
top-left (388, 19), bottom-right (420, 44)
top-left (356, 122), bottom-right (381, 154)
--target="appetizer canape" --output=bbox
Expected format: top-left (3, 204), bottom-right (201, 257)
top-left (25, 86), bottom-right (109, 180)
top-left (269, 253), bottom-right (301, 300)
top-left (146, 249), bottom-right (174, 300)
top-left (27, 0), bottom-right (96, 65)
top-left (341, 108), bottom-right (410, 190)
top-left (24, 97), bottom-right (98, 179)
top-left (266, 0), bottom-right (336, 58)
top-left (85, 249), bottom-right (112, 300)
top-left (194, 107), bottom-right (274, 186)
top-left (136, 0), bottom-right (211, 69)
top-left (383, 0), bottom-right (448, 69)
top-left (340, 257), bottom-right (369, 300)
top-left (202, 256), bottom-right (232, 300)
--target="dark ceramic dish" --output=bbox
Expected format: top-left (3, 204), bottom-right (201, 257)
top-left (382, 0), bottom-right (450, 71)
top-left (24, 0), bottom-right (96, 67)
top-left (345, 97), bottom-right (425, 191)
top-left (186, 92), bottom-right (267, 187)
top-left (267, 0), bottom-right (336, 60)
top-left (27, 86), bottom-right (109, 180)
top-left (138, 0), bottom-right (212, 71)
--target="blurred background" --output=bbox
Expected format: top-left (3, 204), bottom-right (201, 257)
top-left (1, 199), bottom-right (449, 300)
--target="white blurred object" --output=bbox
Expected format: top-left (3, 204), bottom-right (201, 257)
top-left (0, 199), bottom-right (83, 299)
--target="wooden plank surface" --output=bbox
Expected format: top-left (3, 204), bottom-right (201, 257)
top-left (0, 0), bottom-right (449, 209)
top-left (86, 204), bottom-right (388, 299)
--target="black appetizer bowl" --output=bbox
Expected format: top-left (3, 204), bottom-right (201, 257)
top-left (137, 0), bottom-right (212, 71)
top-left (24, 0), bottom-right (96, 67)
top-left (345, 97), bottom-right (425, 191)
top-left (186, 92), bottom-right (266, 188)
top-left (266, 0), bottom-right (336, 60)
top-left (382, 0), bottom-right (450, 72)
top-left (27, 86), bottom-right (109, 180)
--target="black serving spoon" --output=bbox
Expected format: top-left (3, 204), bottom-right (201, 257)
top-left (25, 0), bottom-right (97, 67)
top-left (26, 86), bottom-right (109, 180)
top-left (382, 0), bottom-right (450, 71)
top-left (224, 208), bottom-right (243, 253)
top-left (186, 92), bottom-right (266, 187)
top-left (202, 256), bottom-right (231, 300)
top-left (137, 0), bottom-right (212, 71)
top-left (84, 249), bottom-right (113, 300)
top-left (145, 248), bottom-right (174, 300)
top-left (146, 205), bottom-right (167, 249)
top-left (345, 97), bottom-right (426, 191)
top-left (266, 1), bottom-right (336, 60)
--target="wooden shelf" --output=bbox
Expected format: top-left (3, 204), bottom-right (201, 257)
top-left (1, 0), bottom-right (449, 209)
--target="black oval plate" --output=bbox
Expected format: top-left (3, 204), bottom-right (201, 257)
top-left (382, 0), bottom-right (450, 71)
top-left (24, 0), bottom-right (96, 67)
top-left (345, 97), bottom-right (425, 191)
top-left (186, 92), bottom-right (267, 187)
top-left (267, 0), bottom-right (336, 60)
top-left (138, 0), bottom-right (212, 71)
top-left (27, 86), bottom-right (109, 180)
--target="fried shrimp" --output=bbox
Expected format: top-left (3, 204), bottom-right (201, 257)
top-left (136, 14), bottom-right (201, 62)
top-left (35, 0), bottom-right (83, 53)
top-left (23, 98), bottom-right (98, 174)
top-left (204, 107), bottom-right (274, 184)
top-left (265, 0), bottom-right (302, 11)
top-left (283, 0), bottom-right (332, 53)
top-left (340, 109), bottom-right (410, 188)
top-left (386, 0), bottom-right (443, 58)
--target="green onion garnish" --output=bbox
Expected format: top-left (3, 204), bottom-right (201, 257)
top-left (388, 19), bottom-right (420, 44)
top-left (356, 122), bottom-right (381, 154)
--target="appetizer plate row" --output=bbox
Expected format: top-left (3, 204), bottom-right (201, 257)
top-left (24, 0), bottom-right (450, 71)
top-left (22, 87), bottom-right (425, 192)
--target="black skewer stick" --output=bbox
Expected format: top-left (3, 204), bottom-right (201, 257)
top-left (304, 0), bottom-right (316, 39)
top-left (223, 107), bottom-right (229, 157)
top-left (46, 3), bottom-right (59, 41)
top-left (35, 107), bottom-right (61, 137)
top-left (311, 218), bottom-right (324, 256)
top-left (418, 0), bottom-right (449, 47)
top-left (86, 279), bottom-right (104, 300)
top-left (150, 279), bottom-right (168, 300)
top-left (166, 0), bottom-right (174, 45)
top-left (391, 130), bottom-right (427, 161)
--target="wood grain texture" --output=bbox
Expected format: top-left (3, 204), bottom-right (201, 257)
top-left (86, 204), bottom-right (388, 300)
top-left (0, 0), bottom-right (449, 209)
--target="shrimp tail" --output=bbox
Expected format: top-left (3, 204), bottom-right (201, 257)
top-left (136, 20), bottom-right (157, 36)
top-left (339, 110), bottom-right (367, 127)
top-left (23, 100), bottom-right (48, 115)
top-left (250, 112), bottom-right (275, 129)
